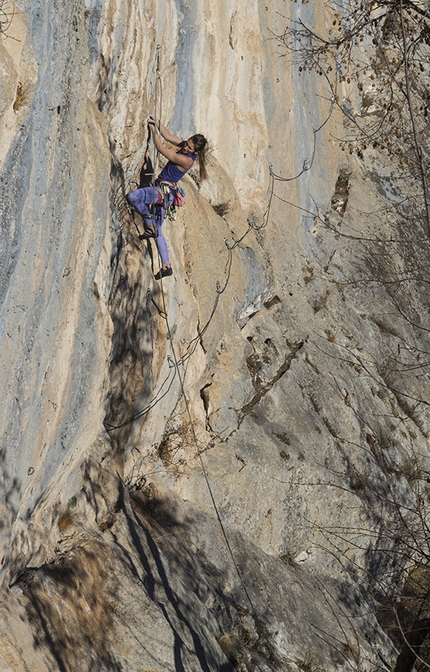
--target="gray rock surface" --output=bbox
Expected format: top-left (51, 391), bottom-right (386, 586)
top-left (1, 0), bottom-right (429, 670)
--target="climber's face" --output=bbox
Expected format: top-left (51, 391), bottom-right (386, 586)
top-left (182, 139), bottom-right (196, 154)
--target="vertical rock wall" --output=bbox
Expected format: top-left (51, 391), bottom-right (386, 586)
top-left (1, 0), bottom-right (429, 670)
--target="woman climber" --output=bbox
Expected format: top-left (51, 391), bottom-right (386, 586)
top-left (127, 116), bottom-right (208, 279)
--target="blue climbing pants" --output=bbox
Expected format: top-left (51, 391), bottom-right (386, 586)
top-left (127, 187), bottom-right (173, 264)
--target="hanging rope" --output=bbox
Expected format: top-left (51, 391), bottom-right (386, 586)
top-left (109, 46), bottom-right (338, 625)
top-left (112, 75), bottom-right (335, 430)
top-left (109, 168), bottom-right (276, 428)
top-left (269, 96), bottom-right (334, 183)
top-left (110, 44), bottom-right (262, 620)
top-left (109, 62), bottom-right (343, 624)
top-left (160, 280), bottom-right (258, 617)
top-left (151, 45), bottom-right (162, 184)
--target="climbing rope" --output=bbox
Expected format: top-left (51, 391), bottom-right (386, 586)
top-left (161, 281), bottom-right (258, 616)
top-left (108, 169), bottom-right (276, 428)
top-left (104, 358), bottom-right (177, 431)
top-left (110, 77), bottom-right (336, 429)
top-left (109, 48), bottom-right (344, 624)
top-left (108, 191), bottom-right (276, 434)
top-left (109, 44), bottom-right (265, 619)
top-left (151, 45), bottom-right (162, 184)
top-left (269, 96), bottom-right (334, 183)
top-left (108, 44), bottom-right (340, 627)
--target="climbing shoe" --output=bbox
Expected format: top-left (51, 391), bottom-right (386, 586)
top-left (154, 267), bottom-right (173, 280)
top-left (139, 229), bottom-right (157, 240)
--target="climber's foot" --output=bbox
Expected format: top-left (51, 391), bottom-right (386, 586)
top-left (154, 267), bottom-right (173, 280)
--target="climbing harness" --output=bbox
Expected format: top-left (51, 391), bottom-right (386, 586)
top-left (158, 181), bottom-right (185, 208)
top-left (155, 180), bottom-right (186, 221)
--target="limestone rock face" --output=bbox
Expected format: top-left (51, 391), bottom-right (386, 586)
top-left (1, 0), bottom-right (429, 670)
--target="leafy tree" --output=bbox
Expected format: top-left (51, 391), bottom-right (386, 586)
top-left (274, 2), bottom-right (430, 670)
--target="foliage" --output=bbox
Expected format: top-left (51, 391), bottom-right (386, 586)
top-left (276, 0), bottom-right (430, 234)
top-left (212, 201), bottom-right (230, 217)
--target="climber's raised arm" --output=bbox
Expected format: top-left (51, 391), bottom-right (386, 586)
top-left (150, 124), bottom-right (194, 172)
top-left (148, 116), bottom-right (182, 146)
top-left (147, 116), bottom-right (208, 180)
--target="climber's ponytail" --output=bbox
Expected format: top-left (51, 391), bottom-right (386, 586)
top-left (190, 134), bottom-right (208, 181)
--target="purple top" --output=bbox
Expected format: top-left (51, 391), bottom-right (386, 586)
top-left (158, 153), bottom-right (196, 183)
